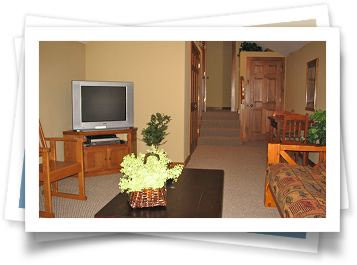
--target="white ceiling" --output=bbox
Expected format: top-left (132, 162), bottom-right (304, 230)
top-left (252, 41), bottom-right (311, 57)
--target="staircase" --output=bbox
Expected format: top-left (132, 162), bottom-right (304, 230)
top-left (199, 110), bottom-right (242, 146)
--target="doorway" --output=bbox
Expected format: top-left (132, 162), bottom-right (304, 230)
top-left (189, 41), bottom-right (238, 152)
top-left (205, 41), bottom-right (235, 111)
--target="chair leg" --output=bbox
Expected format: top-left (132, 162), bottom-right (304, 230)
top-left (52, 181), bottom-right (59, 193)
top-left (302, 152), bottom-right (308, 166)
top-left (77, 171), bottom-right (86, 200)
top-left (264, 179), bottom-right (276, 207)
top-left (294, 152), bottom-right (299, 163)
top-left (40, 176), bottom-right (55, 218)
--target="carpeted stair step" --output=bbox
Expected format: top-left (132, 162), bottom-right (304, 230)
top-left (200, 127), bottom-right (239, 137)
top-left (199, 136), bottom-right (242, 146)
top-left (202, 111), bottom-right (239, 121)
top-left (200, 119), bottom-right (240, 129)
top-left (199, 111), bottom-right (241, 146)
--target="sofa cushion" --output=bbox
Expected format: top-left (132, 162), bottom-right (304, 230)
top-left (266, 163), bottom-right (326, 218)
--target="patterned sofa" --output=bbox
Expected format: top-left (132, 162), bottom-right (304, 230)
top-left (264, 143), bottom-right (326, 218)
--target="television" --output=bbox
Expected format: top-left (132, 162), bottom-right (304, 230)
top-left (72, 80), bottom-right (134, 131)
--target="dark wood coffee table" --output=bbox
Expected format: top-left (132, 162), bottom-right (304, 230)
top-left (94, 168), bottom-right (224, 218)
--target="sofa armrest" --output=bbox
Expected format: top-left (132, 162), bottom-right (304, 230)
top-left (267, 143), bottom-right (326, 169)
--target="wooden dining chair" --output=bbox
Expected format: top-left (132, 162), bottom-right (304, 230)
top-left (270, 110), bottom-right (294, 142)
top-left (39, 120), bottom-right (87, 218)
top-left (281, 113), bottom-right (309, 165)
top-left (273, 110), bottom-right (294, 117)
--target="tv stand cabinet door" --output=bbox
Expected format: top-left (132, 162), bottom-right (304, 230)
top-left (107, 145), bottom-right (129, 170)
top-left (83, 147), bottom-right (106, 173)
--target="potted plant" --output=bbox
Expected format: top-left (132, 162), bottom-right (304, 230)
top-left (238, 41), bottom-right (263, 56)
top-left (141, 113), bottom-right (171, 149)
top-left (301, 109), bottom-right (326, 145)
top-left (118, 146), bottom-right (183, 208)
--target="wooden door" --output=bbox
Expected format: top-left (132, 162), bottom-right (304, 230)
top-left (190, 42), bottom-right (201, 154)
top-left (244, 57), bottom-right (285, 141)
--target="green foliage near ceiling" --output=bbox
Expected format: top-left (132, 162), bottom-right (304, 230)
top-left (238, 41), bottom-right (263, 56)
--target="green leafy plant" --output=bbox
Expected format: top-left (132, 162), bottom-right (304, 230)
top-left (141, 113), bottom-right (171, 149)
top-left (301, 109), bottom-right (326, 145)
top-left (119, 146), bottom-right (183, 193)
top-left (238, 41), bottom-right (263, 56)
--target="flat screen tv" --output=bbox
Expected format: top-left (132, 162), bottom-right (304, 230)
top-left (72, 80), bottom-right (134, 131)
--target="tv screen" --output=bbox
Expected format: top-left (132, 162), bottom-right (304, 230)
top-left (72, 81), bottom-right (134, 131)
top-left (81, 86), bottom-right (126, 122)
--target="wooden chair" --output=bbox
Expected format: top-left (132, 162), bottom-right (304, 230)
top-left (281, 113), bottom-right (309, 165)
top-left (273, 109), bottom-right (294, 117)
top-left (270, 110), bottom-right (294, 142)
top-left (39, 121), bottom-right (87, 218)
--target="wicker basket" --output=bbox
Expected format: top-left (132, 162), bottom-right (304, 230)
top-left (128, 152), bottom-right (167, 208)
top-left (128, 187), bottom-right (167, 208)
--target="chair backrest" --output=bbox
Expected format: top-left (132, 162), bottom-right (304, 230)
top-left (282, 113), bottom-right (309, 144)
top-left (39, 120), bottom-right (47, 148)
top-left (273, 110), bottom-right (294, 117)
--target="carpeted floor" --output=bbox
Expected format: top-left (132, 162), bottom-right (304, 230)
top-left (185, 143), bottom-right (280, 218)
top-left (39, 141), bottom-right (281, 218)
top-left (39, 173), bottom-right (121, 218)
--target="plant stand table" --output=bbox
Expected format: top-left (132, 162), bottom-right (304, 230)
top-left (94, 168), bottom-right (224, 218)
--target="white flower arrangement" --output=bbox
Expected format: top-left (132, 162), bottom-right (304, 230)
top-left (118, 146), bottom-right (183, 193)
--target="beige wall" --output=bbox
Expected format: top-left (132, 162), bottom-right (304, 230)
top-left (206, 41), bottom-right (232, 108)
top-left (84, 41), bottom-right (188, 162)
top-left (285, 41), bottom-right (326, 164)
top-left (39, 41), bottom-right (85, 160)
top-left (285, 41), bottom-right (326, 114)
top-left (39, 41), bottom-right (189, 163)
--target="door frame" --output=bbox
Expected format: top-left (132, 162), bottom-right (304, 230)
top-left (200, 41), bottom-right (207, 112)
top-left (231, 41), bottom-right (237, 112)
top-left (189, 41), bottom-right (203, 155)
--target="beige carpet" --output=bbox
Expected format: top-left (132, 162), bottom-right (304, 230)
top-left (40, 141), bottom-right (280, 218)
top-left (186, 143), bottom-right (280, 218)
top-left (39, 173), bottom-right (121, 218)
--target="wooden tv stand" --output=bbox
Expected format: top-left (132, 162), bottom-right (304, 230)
top-left (63, 128), bottom-right (137, 177)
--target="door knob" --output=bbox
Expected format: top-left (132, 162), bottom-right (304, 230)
top-left (247, 104), bottom-right (253, 107)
